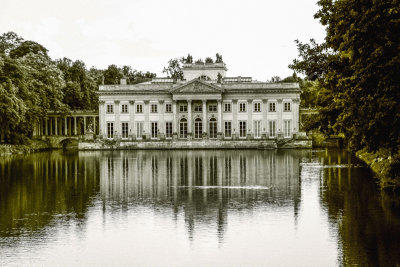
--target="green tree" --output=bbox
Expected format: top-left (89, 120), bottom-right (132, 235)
top-left (290, 0), bottom-right (400, 153)
top-left (163, 58), bottom-right (184, 80)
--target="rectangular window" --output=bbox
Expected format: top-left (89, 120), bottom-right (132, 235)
top-left (165, 103), bottom-right (172, 113)
top-left (284, 102), bottom-right (291, 111)
top-left (107, 104), bottom-right (114, 113)
top-left (151, 104), bottom-right (158, 113)
top-left (269, 120), bottom-right (276, 137)
top-left (208, 104), bottom-right (217, 112)
top-left (284, 120), bottom-right (292, 137)
top-left (136, 122), bottom-right (143, 138)
top-left (165, 122), bottom-right (172, 138)
top-left (239, 121), bottom-right (247, 138)
top-left (151, 122), bottom-right (158, 138)
top-left (121, 104), bottom-right (128, 113)
top-left (254, 120), bottom-right (261, 138)
top-left (136, 104), bottom-right (143, 113)
top-left (224, 121), bottom-right (232, 138)
top-left (254, 102), bottom-right (261, 112)
top-left (239, 102), bottom-right (246, 112)
top-left (224, 103), bottom-right (231, 112)
top-left (107, 122), bottom-right (114, 138)
top-left (121, 122), bottom-right (128, 139)
top-left (269, 102), bottom-right (276, 112)
top-left (194, 104), bottom-right (202, 112)
top-left (179, 104), bottom-right (187, 112)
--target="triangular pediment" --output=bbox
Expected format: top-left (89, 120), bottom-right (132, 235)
top-left (170, 79), bottom-right (223, 94)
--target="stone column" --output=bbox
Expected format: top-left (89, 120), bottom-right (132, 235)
top-left (55, 117), bottom-right (58, 136)
top-left (232, 100), bottom-right (238, 139)
top-left (74, 117), bottom-right (77, 136)
top-left (93, 116), bottom-right (96, 135)
top-left (144, 100), bottom-right (150, 140)
top-left (99, 101), bottom-right (105, 139)
top-left (262, 99), bottom-right (268, 139)
top-left (172, 100), bottom-right (177, 140)
top-left (49, 117), bottom-right (52, 136)
top-left (114, 100), bottom-right (120, 139)
top-left (217, 100), bottom-right (222, 139)
top-left (247, 99), bottom-right (253, 139)
top-left (159, 100), bottom-right (165, 140)
top-left (83, 116), bottom-right (86, 135)
top-left (187, 100), bottom-right (192, 140)
top-left (129, 100), bottom-right (135, 140)
top-left (68, 117), bottom-right (72, 136)
top-left (293, 98), bottom-right (300, 135)
top-left (277, 99), bottom-right (283, 139)
top-left (64, 118), bottom-right (68, 136)
top-left (202, 100), bottom-right (207, 138)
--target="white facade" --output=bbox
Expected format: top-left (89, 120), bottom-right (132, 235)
top-left (98, 62), bottom-right (301, 141)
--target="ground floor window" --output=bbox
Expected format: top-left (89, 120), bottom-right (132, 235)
top-left (224, 121), bottom-right (232, 138)
top-left (165, 122), bottom-right (172, 138)
top-left (269, 120), bottom-right (276, 138)
top-left (107, 122), bottom-right (114, 139)
top-left (122, 122), bottom-right (128, 139)
top-left (180, 118), bottom-right (187, 138)
top-left (239, 121), bottom-right (247, 138)
top-left (209, 118), bottom-right (217, 139)
top-left (254, 120), bottom-right (261, 138)
top-left (284, 120), bottom-right (292, 138)
top-left (194, 118), bottom-right (202, 139)
top-left (151, 122), bottom-right (158, 139)
top-left (136, 122), bottom-right (143, 139)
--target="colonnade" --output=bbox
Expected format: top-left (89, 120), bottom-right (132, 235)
top-left (33, 114), bottom-right (99, 137)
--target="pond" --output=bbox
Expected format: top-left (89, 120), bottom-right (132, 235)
top-left (0, 149), bottom-right (399, 266)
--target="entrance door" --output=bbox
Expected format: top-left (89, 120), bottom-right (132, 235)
top-left (194, 118), bottom-right (202, 139)
top-left (179, 118), bottom-right (187, 139)
top-left (209, 118), bottom-right (217, 139)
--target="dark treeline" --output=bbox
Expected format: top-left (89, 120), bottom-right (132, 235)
top-left (289, 0), bottom-right (400, 185)
top-left (0, 32), bottom-right (156, 144)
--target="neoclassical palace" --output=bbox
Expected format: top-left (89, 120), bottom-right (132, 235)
top-left (98, 62), bottom-right (301, 141)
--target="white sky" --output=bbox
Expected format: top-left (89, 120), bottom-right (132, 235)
top-left (0, 0), bottom-right (326, 81)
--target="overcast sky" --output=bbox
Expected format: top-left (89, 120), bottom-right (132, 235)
top-left (1, 0), bottom-right (326, 81)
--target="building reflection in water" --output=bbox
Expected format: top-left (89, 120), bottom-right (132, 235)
top-left (99, 150), bottom-right (303, 241)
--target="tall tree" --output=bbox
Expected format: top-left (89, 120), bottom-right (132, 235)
top-left (290, 0), bottom-right (400, 153)
top-left (162, 58), bottom-right (184, 80)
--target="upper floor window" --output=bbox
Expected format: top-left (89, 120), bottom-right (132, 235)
top-left (136, 104), bottom-right (143, 113)
top-left (284, 102), bottom-right (291, 112)
top-left (194, 104), bottom-right (202, 112)
top-left (165, 103), bottom-right (172, 113)
top-left (208, 104), bottom-right (217, 112)
top-left (121, 104), bottom-right (128, 113)
top-left (269, 102), bottom-right (276, 112)
top-left (224, 103), bottom-right (231, 112)
top-left (107, 104), bottom-right (114, 113)
top-left (239, 102), bottom-right (246, 112)
top-left (151, 103), bottom-right (158, 113)
top-left (180, 104), bottom-right (187, 112)
top-left (254, 102), bottom-right (261, 112)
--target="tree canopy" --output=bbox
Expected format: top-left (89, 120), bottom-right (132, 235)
top-left (0, 31), bottom-right (156, 144)
top-left (290, 0), bottom-right (400, 153)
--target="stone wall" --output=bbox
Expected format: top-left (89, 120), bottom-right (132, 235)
top-left (78, 138), bottom-right (312, 150)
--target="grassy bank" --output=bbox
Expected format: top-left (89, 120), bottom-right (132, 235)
top-left (0, 139), bottom-right (54, 156)
top-left (356, 148), bottom-right (400, 190)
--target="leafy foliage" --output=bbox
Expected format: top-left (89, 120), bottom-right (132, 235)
top-left (290, 0), bottom-right (400, 153)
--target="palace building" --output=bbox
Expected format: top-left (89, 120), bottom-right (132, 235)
top-left (98, 61), bottom-right (301, 142)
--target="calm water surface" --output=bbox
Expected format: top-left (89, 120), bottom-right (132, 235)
top-left (0, 149), bottom-right (399, 266)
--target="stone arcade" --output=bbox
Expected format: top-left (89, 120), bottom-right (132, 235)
top-left (98, 61), bottom-right (303, 147)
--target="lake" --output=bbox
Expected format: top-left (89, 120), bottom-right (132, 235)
top-left (0, 149), bottom-right (399, 266)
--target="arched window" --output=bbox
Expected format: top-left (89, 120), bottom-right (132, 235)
top-left (194, 118), bottom-right (202, 139)
top-left (179, 118), bottom-right (187, 139)
top-left (209, 118), bottom-right (217, 139)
